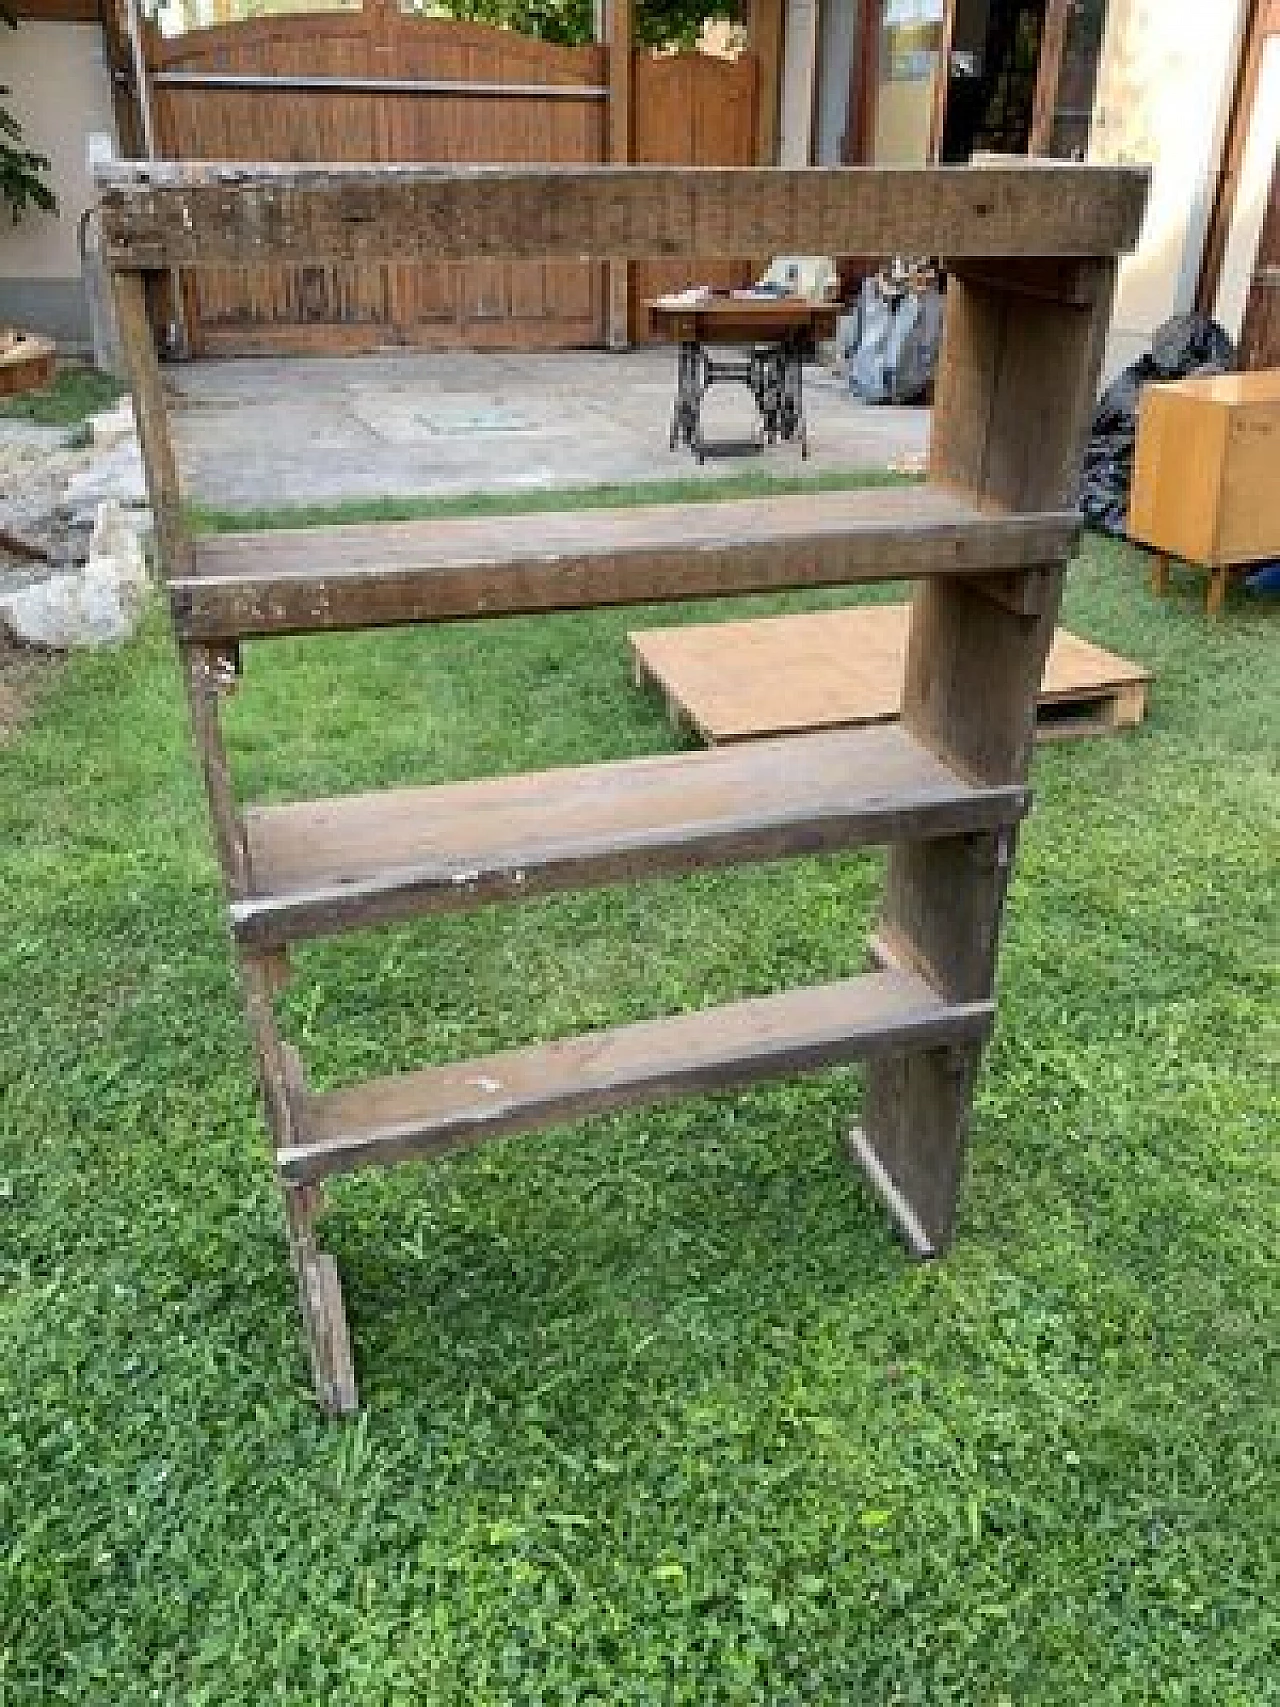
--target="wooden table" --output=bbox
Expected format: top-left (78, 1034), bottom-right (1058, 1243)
top-left (1128, 369), bottom-right (1280, 613)
top-left (647, 296), bottom-right (841, 462)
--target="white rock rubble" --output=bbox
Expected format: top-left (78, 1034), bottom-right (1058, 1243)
top-left (0, 500), bottom-right (150, 648)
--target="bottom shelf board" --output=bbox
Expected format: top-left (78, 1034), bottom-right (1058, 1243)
top-left (631, 603), bottom-right (1151, 746)
top-left (277, 969), bottom-right (994, 1184)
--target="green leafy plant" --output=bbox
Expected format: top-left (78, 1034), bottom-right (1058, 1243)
top-left (433, 0), bottom-right (743, 50)
top-left (1, 5), bottom-right (58, 223)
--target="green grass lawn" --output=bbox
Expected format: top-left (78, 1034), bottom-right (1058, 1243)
top-left (0, 524), bottom-right (1276, 1704)
top-left (0, 363), bottom-right (123, 429)
top-left (188, 465), bottom-right (912, 535)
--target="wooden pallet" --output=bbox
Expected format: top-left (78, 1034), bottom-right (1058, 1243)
top-left (631, 605), bottom-right (1151, 746)
top-left (101, 159), bottom-right (1148, 1416)
top-left (0, 331), bottom-right (55, 399)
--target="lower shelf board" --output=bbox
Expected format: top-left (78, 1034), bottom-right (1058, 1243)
top-left (277, 969), bottom-right (994, 1183)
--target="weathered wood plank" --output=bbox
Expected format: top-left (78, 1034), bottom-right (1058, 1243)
top-left (108, 271), bottom-right (188, 577)
top-left (859, 255), bottom-right (1120, 1254)
top-left (180, 641), bottom-right (248, 894)
top-left (174, 488), bottom-right (1080, 640)
top-left (852, 1043), bottom-right (977, 1255)
top-left (278, 970), bottom-right (995, 1183)
top-left (281, 1182), bottom-right (359, 1417)
top-left (231, 723), bottom-right (1029, 948)
top-left (96, 162), bottom-right (1150, 271)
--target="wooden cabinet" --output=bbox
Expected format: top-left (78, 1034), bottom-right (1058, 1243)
top-left (1128, 370), bottom-right (1280, 613)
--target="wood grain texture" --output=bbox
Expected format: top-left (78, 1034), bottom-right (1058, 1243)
top-left (629, 52), bottom-right (761, 336)
top-left (173, 488), bottom-right (1080, 640)
top-left (281, 1182), bottom-right (359, 1417)
top-left (146, 9), bottom-right (609, 355)
top-left (109, 271), bottom-right (187, 578)
top-left (647, 298), bottom-right (839, 344)
top-left (855, 1043), bottom-right (977, 1253)
top-left (97, 162), bottom-right (1150, 271)
top-left (180, 642), bottom-right (248, 894)
top-left (861, 252), bottom-right (1119, 1251)
top-left (278, 970), bottom-right (995, 1183)
top-left (1029, 0), bottom-right (1071, 155)
top-left (231, 723), bottom-right (1028, 948)
top-left (628, 605), bottom-right (1151, 745)
top-left (1128, 372), bottom-right (1280, 568)
top-left (606, 0), bottom-right (632, 347)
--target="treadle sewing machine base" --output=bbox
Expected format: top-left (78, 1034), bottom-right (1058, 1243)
top-left (648, 297), bottom-right (841, 463)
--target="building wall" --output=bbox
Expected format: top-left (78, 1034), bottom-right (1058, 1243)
top-left (1089, 0), bottom-right (1250, 378)
top-left (779, 0), bottom-right (819, 165)
top-left (813, 0), bottom-right (858, 164)
top-left (1215, 33), bottom-right (1280, 342)
top-left (0, 20), bottom-right (118, 347)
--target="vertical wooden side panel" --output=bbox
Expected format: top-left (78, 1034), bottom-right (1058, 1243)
top-left (912, 258), bottom-right (1115, 780)
top-left (109, 270), bottom-right (186, 579)
top-left (857, 258), bottom-right (1118, 1254)
top-left (282, 1181), bottom-right (359, 1417)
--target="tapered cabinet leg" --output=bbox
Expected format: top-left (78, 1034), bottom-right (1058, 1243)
top-left (282, 1183), bottom-right (359, 1417)
top-left (1150, 552), bottom-right (1170, 597)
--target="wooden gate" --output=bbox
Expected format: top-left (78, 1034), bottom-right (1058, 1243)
top-left (146, 5), bottom-right (758, 356)
top-left (631, 51), bottom-right (760, 340)
top-left (147, 1), bottom-right (608, 354)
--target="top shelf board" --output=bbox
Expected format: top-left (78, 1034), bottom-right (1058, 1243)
top-left (96, 162), bottom-right (1150, 272)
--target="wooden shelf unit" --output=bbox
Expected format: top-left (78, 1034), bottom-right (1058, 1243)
top-left (100, 161), bottom-right (1148, 1417)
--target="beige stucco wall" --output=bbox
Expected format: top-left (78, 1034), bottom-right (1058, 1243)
top-left (1089, 0), bottom-right (1250, 379)
top-left (0, 21), bottom-right (117, 284)
top-left (1215, 34), bottom-right (1280, 341)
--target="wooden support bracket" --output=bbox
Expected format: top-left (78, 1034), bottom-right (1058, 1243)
top-left (960, 565), bottom-right (1062, 618)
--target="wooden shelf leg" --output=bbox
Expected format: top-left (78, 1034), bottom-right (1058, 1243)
top-left (1207, 566), bottom-right (1228, 616)
top-left (850, 257), bottom-right (1118, 1255)
top-left (850, 1045), bottom-right (978, 1256)
top-left (1151, 552), bottom-right (1170, 597)
top-left (855, 829), bottom-right (1013, 1254)
top-left (282, 1182), bottom-right (359, 1418)
top-left (180, 640), bottom-right (249, 894)
top-left (240, 950), bottom-right (360, 1416)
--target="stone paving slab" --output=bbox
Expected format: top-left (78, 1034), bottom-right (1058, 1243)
top-left (168, 349), bottom-right (929, 510)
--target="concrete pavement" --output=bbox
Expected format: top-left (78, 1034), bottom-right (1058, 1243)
top-left (167, 349), bottom-right (929, 509)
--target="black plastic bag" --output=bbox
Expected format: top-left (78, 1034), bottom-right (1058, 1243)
top-left (1148, 313), bottom-right (1235, 378)
top-left (850, 273), bottom-right (943, 405)
top-left (1079, 313), bottom-right (1236, 534)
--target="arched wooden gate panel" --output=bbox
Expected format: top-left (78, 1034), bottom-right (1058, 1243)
top-left (148, 2), bottom-right (608, 353)
top-left (147, 4), bottom-right (759, 355)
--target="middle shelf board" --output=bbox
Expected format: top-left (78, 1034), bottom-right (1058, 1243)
top-left (231, 722), bottom-right (1028, 949)
top-left (175, 485), bottom-right (1079, 640)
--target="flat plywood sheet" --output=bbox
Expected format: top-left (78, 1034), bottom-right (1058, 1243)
top-left (631, 604), bottom-right (1151, 744)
